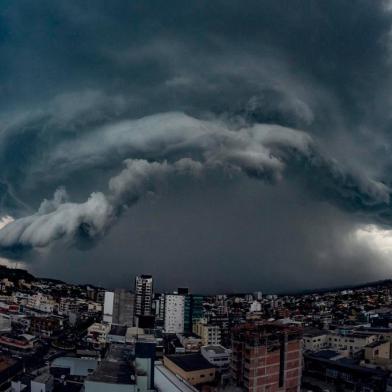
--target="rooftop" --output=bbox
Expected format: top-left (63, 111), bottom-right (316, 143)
top-left (86, 344), bottom-right (135, 385)
top-left (202, 345), bottom-right (228, 354)
top-left (109, 325), bottom-right (127, 337)
top-left (165, 353), bottom-right (215, 372)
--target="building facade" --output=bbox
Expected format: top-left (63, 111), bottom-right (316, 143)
top-left (164, 294), bottom-right (185, 334)
top-left (134, 275), bottom-right (153, 317)
top-left (231, 323), bottom-right (302, 392)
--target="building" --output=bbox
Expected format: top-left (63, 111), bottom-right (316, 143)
top-left (84, 343), bottom-right (155, 391)
top-left (31, 373), bottom-right (54, 392)
top-left (164, 294), bottom-right (185, 334)
top-left (184, 294), bottom-right (204, 334)
top-left (50, 356), bottom-right (98, 377)
top-left (304, 350), bottom-right (389, 391)
top-left (113, 289), bottom-right (135, 326)
top-left (201, 344), bottom-right (231, 371)
top-left (135, 275), bottom-right (153, 317)
top-left (303, 329), bottom-right (329, 352)
top-left (87, 323), bottom-right (111, 347)
top-left (163, 353), bottom-right (216, 386)
top-left (107, 325), bottom-right (127, 344)
top-left (29, 316), bottom-right (62, 338)
top-left (103, 291), bottom-right (115, 324)
top-left (0, 314), bottom-right (11, 333)
top-left (103, 289), bottom-right (135, 326)
top-left (327, 332), bottom-right (377, 355)
top-left (193, 319), bottom-right (221, 346)
top-left (0, 333), bottom-right (37, 352)
top-left (231, 322), bottom-right (302, 392)
top-left (154, 362), bottom-right (196, 392)
top-left (364, 340), bottom-right (391, 368)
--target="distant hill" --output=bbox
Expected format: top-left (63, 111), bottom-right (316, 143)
top-left (0, 265), bottom-right (35, 283)
top-left (281, 279), bottom-right (392, 296)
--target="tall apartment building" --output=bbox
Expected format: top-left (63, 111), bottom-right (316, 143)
top-left (103, 291), bottom-right (115, 324)
top-left (184, 294), bottom-right (204, 334)
top-left (134, 275), bottom-right (153, 317)
top-left (231, 323), bottom-right (302, 392)
top-left (164, 294), bottom-right (185, 334)
top-left (113, 289), bottom-right (135, 326)
top-left (103, 289), bottom-right (135, 326)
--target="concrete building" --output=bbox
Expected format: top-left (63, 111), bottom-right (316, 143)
top-left (113, 289), bottom-right (135, 327)
top-left (84, 343), bottom-right (155, 392)
top-left (50, 356), bottom-right (98, 377)
top-left (135, 275), bottom-right (153, 317)
top-left (103, 291), bottom-right (115, 324)
top-left (31, 373), bottom-right (54, 392)
top-left (163, 353), bottom-right (216, 386)
top-left (250, 301), bottom-right (262, 313)
top-left (327, 332), bottom-right (377, 355)
top-left (164, 294), bottom-right (185, 334)
top-left (201, 344), bottom-right (231, 371)
top-left (231, 323), bottom-right (302, 392)
top-left (0, 314), bottom-right (11, 333)
top-left (87, 323), bottom-right (111, 347)
top-left (154, 362), bottom-right (196, 391)
top-left (103, 289), bottom-right (135, 326)
top-left (303, 329), bottom-right (329, 351)
top-left (193, 319), bottom-right (221, 346)
top-left (364, 340), bottom-right (391, 367)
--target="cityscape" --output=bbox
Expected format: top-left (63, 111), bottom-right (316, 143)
top-left (0, 266), bottom-right (387, 390)
top-left (4, 0), bottom-right (392, 391)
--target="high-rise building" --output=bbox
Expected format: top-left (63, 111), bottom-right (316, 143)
top-left (134, 275), bottom-right (153, 317)
top-left (113, 289), bottom-right (135, 326)
top-left (103, 289), bottom-right (135, 326)
top-left (231, 322), bottom-right (302, 392)
top-left (164, 294), bottom-right (185, 334)
top-left (184, 294), bottom-right (204, 334)
top-left (103, 291), bottom-right (115, 324)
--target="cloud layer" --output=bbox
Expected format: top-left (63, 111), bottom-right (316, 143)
top-left (1, 1), bottom-right (392, 290)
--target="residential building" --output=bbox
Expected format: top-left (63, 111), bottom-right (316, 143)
top-left (193, 319), bottom-right (221, 346)
top-left (164, 294), bottom-right (185, 334)
top-left (135, 275), bottom-right (153, 317)
top-left (231, 322), bottom-right (302, 392)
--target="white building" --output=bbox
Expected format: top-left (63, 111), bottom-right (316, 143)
top-left (103, 291), bottom-right (115, 324)
top-left (27, 293), bottom-right (56, 313)
top-left (201, 344), bottom-right (231, 370)
top-left (249, 300), bottom-right (262, 313)
top-left (164, 294), bottom-right (185, 334)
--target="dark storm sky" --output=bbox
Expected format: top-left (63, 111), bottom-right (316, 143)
top-left (1, 0), bottom-right (392, 293)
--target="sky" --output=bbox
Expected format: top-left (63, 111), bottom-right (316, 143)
top-left (1, 1), bottom-right (392, 293)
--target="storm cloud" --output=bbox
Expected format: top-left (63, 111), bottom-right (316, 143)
top-left (1, 0), bottom-right (392, 291)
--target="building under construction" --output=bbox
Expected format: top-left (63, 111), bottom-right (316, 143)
top-left (231, 322), bottom-right (302, 392)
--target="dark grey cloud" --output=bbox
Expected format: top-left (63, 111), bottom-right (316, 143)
top-left (0, 0), bottom-right (392, 291)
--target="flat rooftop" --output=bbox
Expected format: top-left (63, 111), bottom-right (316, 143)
top-left (86, 344), bottom-right (135, 385)
top-left (303, 329), bottom-right (328, 338)
top-left (202, 345), bottom-right (227, 354)
top-left (109, 325), bottom-right (127, 336)
top-left (165, 353), bottom-right (215, 372)
top-left (87, 361), bottom-right (135, 385)
top-left (155, 362), bottom-right (196, 392)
